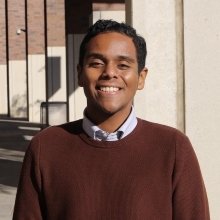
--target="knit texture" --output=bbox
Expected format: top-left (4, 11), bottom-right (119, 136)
top-left (13, 119), bottom-right (210, 220)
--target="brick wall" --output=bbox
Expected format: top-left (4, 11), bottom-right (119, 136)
top-left (0, 0), bottom-right (6, 64)
top-left (47, 0), bottom-right (65, 47)
top-left (8, 0), bottom-right (26, 60)
top-left (27, 0), bottom-right (45, 54)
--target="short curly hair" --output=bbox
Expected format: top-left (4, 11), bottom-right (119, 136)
top-left (78, 19), bottom-right (147, 73)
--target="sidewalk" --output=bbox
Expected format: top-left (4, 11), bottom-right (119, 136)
top-left (0, 119), bottom-right (41, 220)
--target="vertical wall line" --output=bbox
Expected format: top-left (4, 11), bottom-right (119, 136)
top-left (175, 0), bottom-right (186, 132)
top-left (5, 0), bottom-right (10, 117)
top-left (125, 0), bottom-right (133, 26)
top-left (44, 0), bottom-right (49, 125)
top-left (25, 0), bottom-right (29, 120)
top-left (182, 0), bottom-right (186, 133)
top-left (64, 0), bottom-right (69, 122)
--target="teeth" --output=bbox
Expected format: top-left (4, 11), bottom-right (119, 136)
top-left (100, 87), bottom-right (119, 92)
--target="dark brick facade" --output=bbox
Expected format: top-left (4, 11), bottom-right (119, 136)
top-left (1, 0), bottom-right (124, 61)
top-left (0, 0), bottom-right (6, 64)
top-left (27, 0), bottom-right (45, 54)
top-left (8, 0), bottom-right (26, 60)
top-left (47, 0), bottom-right (65, 47)
top-left (2, 0), bottom-right (66, 60)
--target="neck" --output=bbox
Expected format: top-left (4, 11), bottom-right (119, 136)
top-left (85, 107), bottom-right (132, 133)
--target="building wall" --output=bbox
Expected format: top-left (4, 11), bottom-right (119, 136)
top-left (128, 0), bottom-right (181, 129)
top-left (67, 34), bottom-right (87, 121)
top-left (27, 0), bottom-right (46, 122)
top-left (127, 0), bottom-right (220, 219)
top-left (0, 0), bottom-right (6, 64)
top-left (184, 0), bottom-right (220, 218)
top-left (65, 0), bottom-right (92, 121)
top-left (46, 0), bottom-right (67, 125)
top-left (8, 0), bottom-right (27, 118)
top-left (28, 0), bottom-right (45, 55)
top-left (47, 0), bottom-right (65, 47)
top-left (0, 0), bottom-right (67, 123)
top-left (0, 0), bottom-right (7, 115)
top-left (27, 0), bottom-right (66, 123)
top-left (8, 0), bottom-right (26, 61)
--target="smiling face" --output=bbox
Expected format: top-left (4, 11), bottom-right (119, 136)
top-left (78, 32), bottom-right (147, 123)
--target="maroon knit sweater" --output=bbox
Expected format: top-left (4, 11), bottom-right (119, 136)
top-left (13, 119), bottom-right (210, 220)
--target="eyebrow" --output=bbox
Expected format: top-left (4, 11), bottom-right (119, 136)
top-left (85, 53), bottom-right (106, 61)
top-left (117, 55), bottom-right (136, 63)
top-left (85, 53), bottom-right (136, 63)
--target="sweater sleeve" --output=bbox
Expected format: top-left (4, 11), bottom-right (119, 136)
top-left (172, 131), bottom-right (210, 220)
top-left (13, 136), bottom-right (44, 220)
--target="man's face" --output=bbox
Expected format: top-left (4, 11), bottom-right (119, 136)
top-left (78, 32), bottom-right (147, 120)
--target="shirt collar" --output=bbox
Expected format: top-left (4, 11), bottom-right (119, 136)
top-left (82, 106), bottom-right (137, 141)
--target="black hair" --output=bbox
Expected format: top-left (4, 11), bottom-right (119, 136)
top-left (78, 19), bottom-right (147, 73)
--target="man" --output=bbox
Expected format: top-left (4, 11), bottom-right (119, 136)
top-left (13, 19), bottom-right (210, 219)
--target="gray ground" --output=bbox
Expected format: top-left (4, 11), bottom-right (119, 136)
top-left (0, 119), bottom-right (41, 220)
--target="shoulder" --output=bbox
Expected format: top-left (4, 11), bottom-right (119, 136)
top-left (138, 118), bottom-right (201, 174)
top-left (24, 119), bottom-right (84, 161)
top-left (136, 118), bottom-right (195, 161)
top-left (28, 119), bottom-right (83, 149)
top-left (34, 119), bottom-right (83, 139)
top-left (138, 118), bottom-right (189, 144)
top-left (139, 119), bottom-right (198, 166)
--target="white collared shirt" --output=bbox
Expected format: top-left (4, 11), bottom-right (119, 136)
top-left (82, 107), bottom-right (137, 141)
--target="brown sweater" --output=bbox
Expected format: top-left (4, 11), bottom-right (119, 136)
top-left (13, 119), bottom-right (210, 220)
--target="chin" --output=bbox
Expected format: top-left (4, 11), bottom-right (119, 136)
top-left (99, 104), bottom-right (128, 116)
top-left (100, 107), bottom-right (117, 115)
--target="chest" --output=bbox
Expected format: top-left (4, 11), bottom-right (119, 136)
top-left (41, 144), bottom-right (174, 219)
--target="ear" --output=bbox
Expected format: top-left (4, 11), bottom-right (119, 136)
top-left (137, 67), bottom-right (148, 90)
top-left (77, 64), bottom-right (83, 87)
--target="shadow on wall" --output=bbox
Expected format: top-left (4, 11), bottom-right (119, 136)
top-left (11, 94), bottom-right (27, 118)
top-left (47, 56), bottom-right (61, 99)
top-left (0, 120), bottom-right (41, 188)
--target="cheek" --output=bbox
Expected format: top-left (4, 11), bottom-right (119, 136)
top-left (123, 73), bottom-right (139, 89)
top-left (83, 68), bottom-right (100, 82)
top-left (82, 77), bottom-right (97, 96)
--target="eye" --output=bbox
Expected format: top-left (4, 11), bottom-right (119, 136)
top-left (88, 60), bottom-right (104, 68)
top-left (118, 63), bottom-right (130, 70)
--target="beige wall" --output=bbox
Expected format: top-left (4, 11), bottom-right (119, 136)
top-left (93, 10), bottom-right (125, 23)
top-left (128, 0), bottom-right (182, 129)
top-left (0, 65), bottom-right (8, 115)
top-left (67, 34), bottom-right (87, 121)
top-left (184, 1), bottom-right (220, 219)
top-left (28, 54), bottom-right (46, 122)
top-left (47, 47), bottom-right (67, 102)
top-left (8, 60), bottom-right (27, 118)
top-left (127, 0), bottom-right (220, 219)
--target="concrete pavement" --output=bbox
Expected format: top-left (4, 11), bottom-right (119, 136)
top-left (0, 119), bottom-right (41, 220)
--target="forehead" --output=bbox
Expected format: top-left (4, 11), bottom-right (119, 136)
top-left (85, 32), bottom-right (137, 59)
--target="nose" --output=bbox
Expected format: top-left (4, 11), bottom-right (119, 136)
top-left (102, 63), bottom-right (118, 79)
